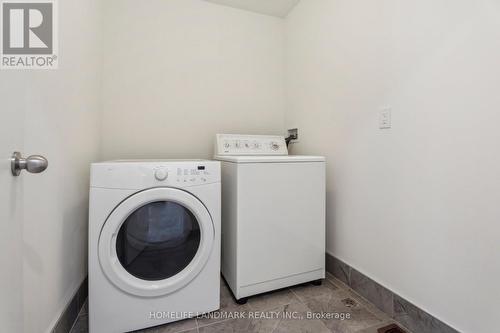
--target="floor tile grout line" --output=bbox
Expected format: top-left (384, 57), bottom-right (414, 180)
top-left (287, 286), bottom-right (338, 333)
top-left (327, 275), bottom-right (350, 292)
top-left (194, 314), bottom-right (199, 330)
top-left (288, 288), bottom-right (307, 307)
top-left (268, 309), bottom-right (285, 333)
top-left (173, 320), bottom-right (206, 333)
top-left (196, 316), bottom-right (233, 329)
top-left (246, 292), bottom-right (299, 312)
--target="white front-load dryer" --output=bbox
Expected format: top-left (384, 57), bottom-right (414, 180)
top-left (89, 160), bottom-right (220, 333)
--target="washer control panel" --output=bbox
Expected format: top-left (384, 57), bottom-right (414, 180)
top-left (215, 134), bottom-right (288, 156)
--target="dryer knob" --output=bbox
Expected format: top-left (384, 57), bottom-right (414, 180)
top-left (155, 169), bottom-right (168, 181)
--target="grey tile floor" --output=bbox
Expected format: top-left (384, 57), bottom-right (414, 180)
top-left (70, 273), bottom-right (411, 333)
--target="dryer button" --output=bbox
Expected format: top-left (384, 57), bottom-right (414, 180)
top-left (154, 169), bottom-right (168, 181)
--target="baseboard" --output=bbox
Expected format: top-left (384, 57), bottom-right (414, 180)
top-left (326, 253), bottom-right (460, 333)
top-left (51, 277), bottom-right (88, 333)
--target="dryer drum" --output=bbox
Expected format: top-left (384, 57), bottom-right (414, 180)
top-left (116, 201), bottom-right (201, 281)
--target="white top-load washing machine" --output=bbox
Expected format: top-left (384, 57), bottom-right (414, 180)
top-left (214, 134), bottom-right (325, 303)
top-left (89, 160), bottom-right (220, 333)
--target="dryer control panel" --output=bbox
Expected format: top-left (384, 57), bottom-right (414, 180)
top-left (215, 134), bottom-right (288, 156)
top-left (91, 160), bottom-right (220, 189)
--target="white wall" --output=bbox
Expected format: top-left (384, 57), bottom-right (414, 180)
top-left (19, 0), bottom-right (102, 332)
top-left (286, 1), bottom-right (500, 332)
top-left (100, 0), bottom-right (286, 160)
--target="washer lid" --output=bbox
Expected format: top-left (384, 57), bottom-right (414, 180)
top-left (213, 155), bottom-right (325, 163)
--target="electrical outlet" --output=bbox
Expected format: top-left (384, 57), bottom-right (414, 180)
top-left (379, 108), bottom-right (392, 129)
top-left (287, 128), bottom-right (299, 143)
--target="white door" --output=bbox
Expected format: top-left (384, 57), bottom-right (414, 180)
top-left (0, 75), bottom-right (49, 333)
top-left (0, 74), bottom-right (26, 332)
top-left (1, 0), bottom-right (101, 331)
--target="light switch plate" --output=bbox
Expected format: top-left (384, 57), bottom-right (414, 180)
top-left (379, 108), bottom-right (392, 129)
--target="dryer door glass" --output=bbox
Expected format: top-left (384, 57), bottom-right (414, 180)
top-left (116, 201), bottom-right (201, 281)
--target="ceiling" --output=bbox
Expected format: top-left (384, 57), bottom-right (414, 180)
top-left (205, 0), bottom-right (300, 18)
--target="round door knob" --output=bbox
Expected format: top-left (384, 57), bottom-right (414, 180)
top-left (11, 152), bottom-right (48, 176)
top-left (154, 169), bottom-right (168, 181)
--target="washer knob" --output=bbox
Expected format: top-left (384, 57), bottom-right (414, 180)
top-left (271, 142), bottom-right (280, 151)
top-left (155, 169), bottom-right (168, 181)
